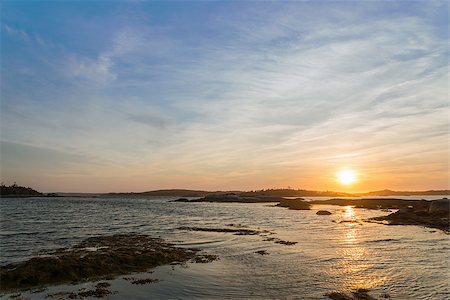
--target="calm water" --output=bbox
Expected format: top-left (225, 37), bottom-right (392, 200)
top-left (1, 196), bottom-right (449, 299)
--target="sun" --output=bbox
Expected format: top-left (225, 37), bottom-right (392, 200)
top-left (337, 169), bottom-right (357, 185)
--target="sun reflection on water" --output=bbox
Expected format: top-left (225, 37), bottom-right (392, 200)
top-left (344, 205), bottom-right (356, 220)
top-left (331, 205), bottom-right (387, 291)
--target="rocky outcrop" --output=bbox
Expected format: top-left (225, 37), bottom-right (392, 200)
top-left (0, 184), bottom-right (43, 197)
top-left (310, 198), bottom-right (430, 210)
top-left (316, 210), bottom-right (332, 215)
top-left (279, 198), bottom-right (311, 210)
top-left (369, 199), bottom-right (450, 232)
top-left (0, 234), bottom-right (218, 292)
top-left (326, 288), bottom-right (382, 300)
top-left (428, 198), bottom-right (449, 214)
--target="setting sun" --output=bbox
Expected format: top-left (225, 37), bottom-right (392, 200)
top-left (337, 169), bottom-right (357, 185)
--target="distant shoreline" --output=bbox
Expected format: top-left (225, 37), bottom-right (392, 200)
top-left (1, 184), bottom-right (449, 198)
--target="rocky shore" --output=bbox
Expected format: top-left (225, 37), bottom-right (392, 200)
top-left (0, 234), bottom-right (218, 293)
top-left (278, 198), bottom-right (311, 210)
top-left (309, 198), bottom-right (431, 210)
top-left (175, 196), bottom-right (449, 232)
top-left (311, 198), bottom-right (449, 232)
top-left (368, 198), bottom-right (449, 232)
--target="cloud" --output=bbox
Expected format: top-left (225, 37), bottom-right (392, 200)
top-left (1, 23), bottom-right (30, 40)
top-left (1, 2), bottom-right (448, 191)
top-left (67, 53), bottom-right (116, 83)
top-left (127, 113), bottom-right (167, 129)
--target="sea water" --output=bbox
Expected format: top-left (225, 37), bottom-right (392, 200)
top-left (1, 196), bottom-right (449, 299)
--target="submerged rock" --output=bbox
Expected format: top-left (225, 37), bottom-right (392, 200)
top-left (316, 210), bottom-right (332, 215)
top-left (128, 278), bottom-right (159, 285)
top-left (174, 198), bottom-right (189, 202)
top-left (0, 234), bottom-right (218, 292)
top-left (274, 240), bottom-right (297, 246)
top-left (326, 289), bottom-right (383, 300)
top-left (177, 226), bottom-right (262, 235)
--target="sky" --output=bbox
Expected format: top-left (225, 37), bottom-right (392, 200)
top-left (1, 1), bottom-right (448, 193)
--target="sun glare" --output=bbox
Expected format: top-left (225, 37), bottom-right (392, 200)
top-left (337, 169), bottom-right (357, 185)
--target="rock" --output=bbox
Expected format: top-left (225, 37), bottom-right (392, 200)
top-left (0, 234), bottom-right (217, 292)
top-left (177, 226), bottom-right (261, 235)
top-left (316, 210), bottom-right (332, 215)
top-left (274, 240), bottom-right (297, 246)
top-left (174, 198), bottom-right (189, 202)
top-left (279, 199), bottom-right (311, 210)
top-left (325, 289), bottom-right (379, 300)
top-left (414, 210), bottom-right (430, 217)
top-left (369, 207), bottom-right (449, 232)
top-left (310, 198), bottom-right (430, 210)
top-left (279, 198), bottom-right (304, 207)
top-left (428, 198), bottom-right (449, 214)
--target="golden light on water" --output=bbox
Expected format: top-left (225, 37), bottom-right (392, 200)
top-left (334, 206), bottom-right (387, 291)
top-left (337, 169), bottom-right (357, 185)
top-left (344, 205), bottom-right (356, 220)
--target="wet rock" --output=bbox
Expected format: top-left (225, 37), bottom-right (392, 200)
top-left (225, 223), bottom-right (247, 227)
top-left (311, 198), bottom-right (430, 210)
top-left (274, 240), bottom-right (297, 246)
top-left (0, 234), bottom-right (217, 292)
top-left (414, 210), bottom-right (430, 217)
top-left (177, 226), bottom-right (262, 235)
top-left (326, 289), bottom-right (380, 300)
top-left (173, 198), bottom-right (189, 202)
top-left (326, 292), bottom-right (354, 300)
top-left (369, 202), bottom-right (450, 232)
top-left (279, 199), bottom-right (311, 210)
top-left (94, 282), bottom-right (110, 289)
top-left (9, 293), bottom-right (29, 300)
top-left (261, 237), bottom-right (296, 245)
top-left (76, 287), bottom-right (111, 298)
top-left (279, 198), bottom-right (304, 207)
top-left (339, 220), bottom-right (361, 224)
top-left (130, 278), bottom-right (159, 285)
top-left (190, 254), bottom-right (219, 263)
top-left (31, 288), bottom-right (47, 294)
top-left (45, 291), bottom-right (76, 299)
top-left (429, 198), bottom-right (449, 214)
top-left (316, 210), bottom-right (332, 215)
top-left (177, 226), bottom-right (295, 247)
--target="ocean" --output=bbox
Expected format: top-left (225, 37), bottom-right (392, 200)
top-left (1, 196), bottom-right (449, 299)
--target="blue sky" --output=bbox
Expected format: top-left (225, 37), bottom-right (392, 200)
top-left (1, 1), bottom-right (448, 192)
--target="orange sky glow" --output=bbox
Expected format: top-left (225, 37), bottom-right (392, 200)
top-left (1, 2), bottom-right (449, 193)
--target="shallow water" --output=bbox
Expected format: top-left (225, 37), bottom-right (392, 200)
top-left (1, 196), bottom-right (449, 299)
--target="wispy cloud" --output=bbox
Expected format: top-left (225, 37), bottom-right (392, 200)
top-left (1, 2), bottom-right (448, 192)
top-left (2, 23), bottom-right (30, 40)
top-left (67, 54), bottom-right (116, 83)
